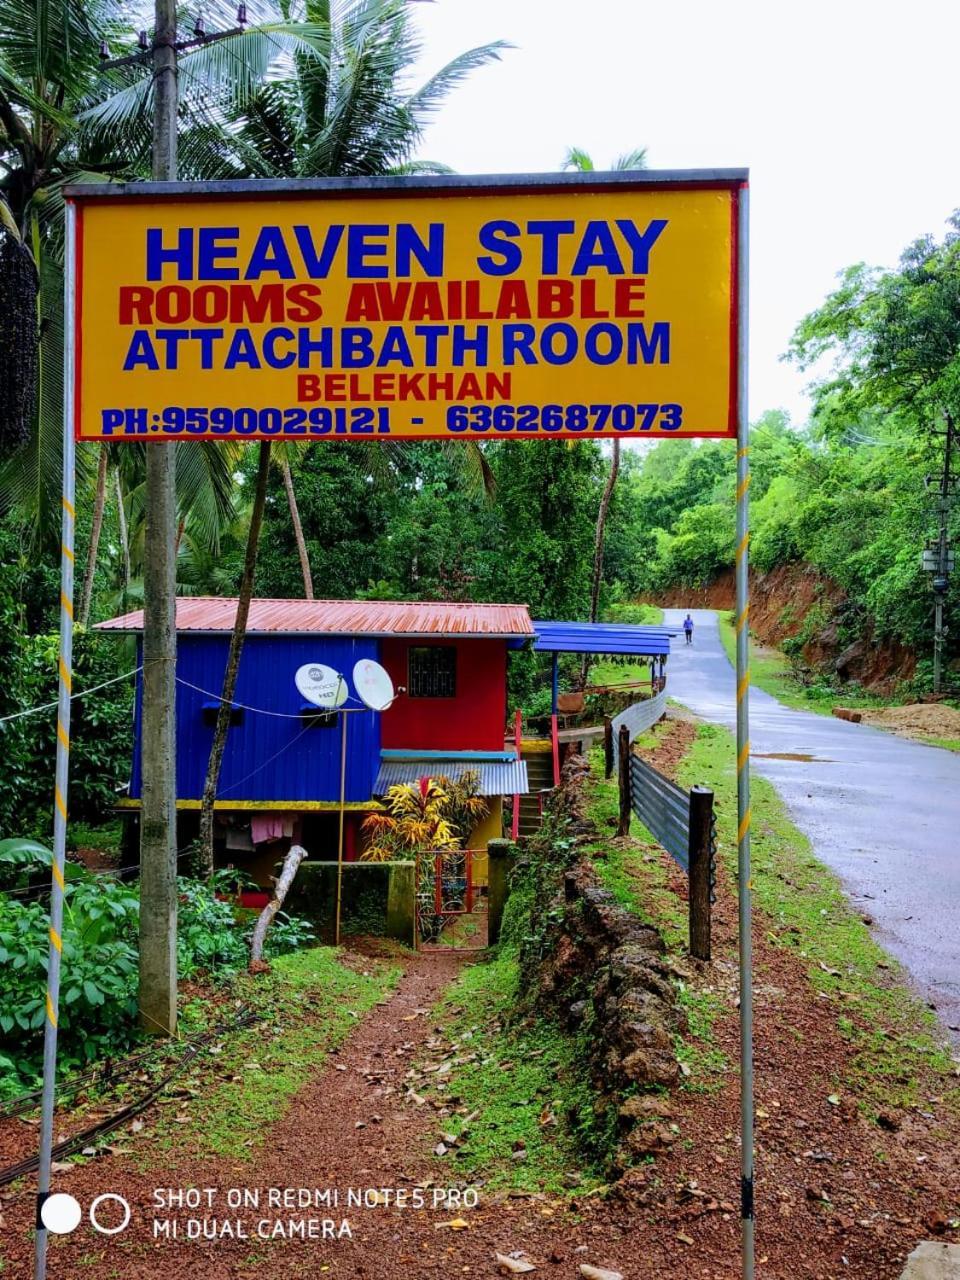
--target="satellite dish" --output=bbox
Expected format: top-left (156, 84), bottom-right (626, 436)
top-left (295, 663), bottom-right (347, 710)
top-left (353, 659), bottom-right (395, 712)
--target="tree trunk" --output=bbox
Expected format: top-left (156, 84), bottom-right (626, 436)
top-left (249, 844), bottom-right (307, 972)
top-left (78, 444), bottom-right (108, 627)
top-left (198, 441), bottom-right (272, 875)
top-left (579, 440), bottom-right (621, 687)
top-left (115, 467), bottom-right (131, 592)
top-left (137, 0), bottom-right (180, 1041)
top-left (280, 452), bottom-right (313, 599)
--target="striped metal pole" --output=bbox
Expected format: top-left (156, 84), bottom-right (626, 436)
top-left (334, 675), bottom-right (349, 946)
top-left (734, 181), bottom-right (755, 1279)
top-left (35, 199), bottom-right (78, 1279)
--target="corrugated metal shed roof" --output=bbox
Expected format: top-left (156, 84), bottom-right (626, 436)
top-left (509, 620), bottom-right (676, 656)
top-left (97, 598), bottom-right (534, 639)
top-left (375, 755), bottom-right (529, 797)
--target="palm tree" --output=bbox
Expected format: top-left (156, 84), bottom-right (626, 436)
top-left (563, 145), bottom-right (648, 685)
top-left (0, 0), bottom-right (329, 566)
top-left (194, 0), bottom-right (509, 873)
top-left (275, 445), bottom-right (314, 598)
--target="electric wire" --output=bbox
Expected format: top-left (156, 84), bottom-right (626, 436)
top-left (0, 1007), bottom-right (261, 1186)
top-left (0, 666), bottom-right (142, 726)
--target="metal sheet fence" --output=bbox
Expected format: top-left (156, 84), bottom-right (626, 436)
top-left (629, 755), bottom-right (690, 870)
top-left (610, 689), bottom-right (667, 770)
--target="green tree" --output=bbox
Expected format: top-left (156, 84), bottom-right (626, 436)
top-left (788, 215), bottom-right (960, 436)
top-left (194, 0), bottom-right (508, 870)
top-left (562, 146), bottom-right (648, 681)
top-left (789, 214), bottom-right (960, 687)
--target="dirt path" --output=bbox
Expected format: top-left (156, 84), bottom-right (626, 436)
top-left (1, 952), bottom-right (636, 1280)
top-left (5, 888), bottom-right (957, 1278)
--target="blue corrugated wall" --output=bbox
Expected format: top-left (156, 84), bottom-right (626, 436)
top-left (130, 635), bottom-right (381, 803)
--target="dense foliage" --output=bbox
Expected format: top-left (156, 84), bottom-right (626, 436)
top-left (251, 439), bottom-right (603, 616)
top-left (605, 410), bottom-right (955, 673)
top-left (0, 517), bottom-right (135, 840)
top-left (0, 862), bottom-right (312, 1097)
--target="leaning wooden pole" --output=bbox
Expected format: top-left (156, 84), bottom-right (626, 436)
top-left (250, 845), bottom-right (308, 972)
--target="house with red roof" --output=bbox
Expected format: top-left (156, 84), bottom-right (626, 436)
top-left (96, 597), bottom-right (674, 887)
top-left (97, 598), bottom-right (534, 883)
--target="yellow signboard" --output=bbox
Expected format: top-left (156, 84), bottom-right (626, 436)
top-left (68, 176), bottom-right (742, 441)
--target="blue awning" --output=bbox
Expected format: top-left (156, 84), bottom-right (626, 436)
top-left (375, 753), bottom-right (528, 797)
top-left (508, 620), bottom-right (676, 657)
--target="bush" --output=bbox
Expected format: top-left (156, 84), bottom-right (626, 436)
top-left (0, 865), bottom-right (314, 1099)
top-left (0, 870), bottom-right (139, 1095)
top-left (0, 630), bottom-right (135, 842)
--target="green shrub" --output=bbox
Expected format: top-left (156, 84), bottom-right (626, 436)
top-left (0, 870), bottom-right (140, 1095)
top-left (0, 865), bottom-right (314, 1099)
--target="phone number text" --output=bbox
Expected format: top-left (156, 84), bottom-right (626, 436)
top-left (97, 402), bottom-right (685, 438)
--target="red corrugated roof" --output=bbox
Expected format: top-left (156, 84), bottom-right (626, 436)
top-left (95, 598), bottom-right (534, 638)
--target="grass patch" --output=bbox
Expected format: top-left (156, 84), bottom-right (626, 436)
top-left (581, 744), bottom-right (686, 950)
top-left (922, 735), bottom-right (960, 753)
top-left (67, 818), bottom-right (123, 854)
top-left (588, 657), bottom-right (650, 687)
top-left (675, 984), bottom-right (728, 1093)
top-left (716, 611), bottom-right (898, 716)
top-left (604, 602), bottom-right (664, 626)
top-left (426, 950), bottom-right (602, 1195)
top-left (677, 720), bottom-right (959, 1116)
top-left (141, 947), bottom-right (400, 1164)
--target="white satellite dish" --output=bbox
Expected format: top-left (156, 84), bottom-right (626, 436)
top-left (353, 659), bottom-right (395, 712)
top-left (295, 663), bottom-right (347, 710)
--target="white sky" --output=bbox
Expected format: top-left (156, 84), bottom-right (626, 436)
top-left (410, 0), bottom-right (960, 426)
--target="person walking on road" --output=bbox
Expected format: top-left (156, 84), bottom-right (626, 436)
top-left (683, 613), bottom-right (694, 646)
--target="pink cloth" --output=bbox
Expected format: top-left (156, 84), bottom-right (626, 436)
top-left (251, 814), bottom-right (284, 844)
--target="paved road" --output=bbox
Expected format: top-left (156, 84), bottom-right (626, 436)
top-left (663, 607), bottom-right (960, 1037)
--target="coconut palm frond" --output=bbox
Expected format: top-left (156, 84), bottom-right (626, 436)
top-left (388, 158), bottom-right (454, 176)
top-left (562, 147), bottom-right (594, 173)
top-left (0, 52), bottom-right (74, 133)
top-left (613, 147), bottom-right (648, 171)
top-left (80, 21), bottom-right (331, 142)
top-left (301, 0), bottom-right (418, 175)
top-left (563, 146), bottom-right (648, 174)
top-left (174, 440), bottom-right (242, 555)
top-left (404, 40), bottom-right (512, 124)
top-left (442, 440), bottom-right (496, 502)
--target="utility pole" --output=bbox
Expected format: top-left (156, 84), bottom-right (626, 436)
top-left (924, 411), bottom-right (957, 696)
top-left (139, 0), bottom-right (179, 1035)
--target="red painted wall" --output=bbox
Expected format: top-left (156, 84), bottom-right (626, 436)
top-left (380, 639), bottom-right (507, 751)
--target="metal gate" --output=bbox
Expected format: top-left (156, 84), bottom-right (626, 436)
top-left (415, 849), bottom-right (488, 951)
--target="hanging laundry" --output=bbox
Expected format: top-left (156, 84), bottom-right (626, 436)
top-left (251, 813), bottom-right (285, 845)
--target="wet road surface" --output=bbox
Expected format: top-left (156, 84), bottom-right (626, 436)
top-left (664, 608), bottom-right (960, 1037)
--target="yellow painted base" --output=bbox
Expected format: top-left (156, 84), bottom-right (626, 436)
top-left (466, 797), bottom-right (503, 888)
top-left (115, 797), bottom-right (382, 812)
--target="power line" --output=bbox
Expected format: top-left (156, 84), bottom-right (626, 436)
top-left (0, 666), bottom-right (141, 726)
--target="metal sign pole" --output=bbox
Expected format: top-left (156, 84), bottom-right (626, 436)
top-left (734, 181), bottom-right (755, 1280)
top-left (334, 704), bottom-right (349, 946)
top-left (34, 199), bottom-right (78, 1280)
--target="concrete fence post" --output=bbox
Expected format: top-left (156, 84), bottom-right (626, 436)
top-left (617, 724), bottom-right (632, 837)
top-left (688, 786), bottom-right (714, 961)
top-left (386, 862), bottom-right (417, 948)
top-left (486, 838), bottom-right (515, 946)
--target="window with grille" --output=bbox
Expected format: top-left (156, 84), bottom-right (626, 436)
top-left (408, 646), bottom-right (457, 698)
